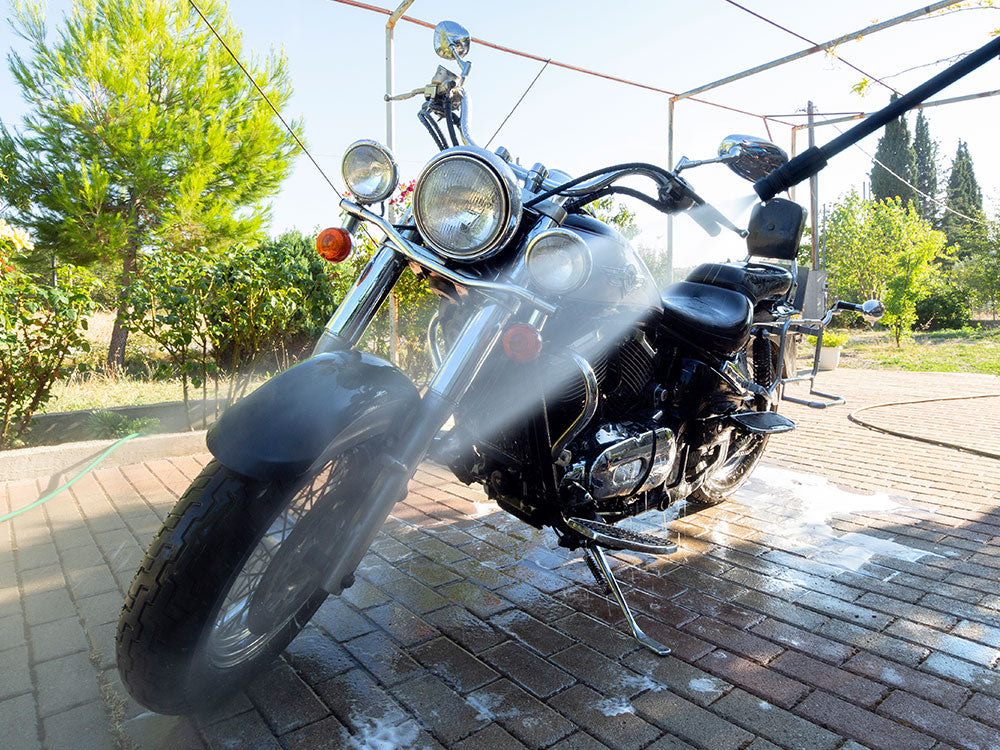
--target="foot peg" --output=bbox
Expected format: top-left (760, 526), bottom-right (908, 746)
top-left (584, 545), bottom-right (671, 656)
top-left (728, 411), bottom-right (796, 434)
top-left (566, 517), bottom-right (677, 555)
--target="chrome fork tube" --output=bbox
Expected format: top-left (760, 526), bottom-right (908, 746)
top-left (312, 245), bottom-right (407, 356)
top-left (427, 302), bottom-right (514, 405)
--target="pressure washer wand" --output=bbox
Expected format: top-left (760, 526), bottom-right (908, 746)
top-left (754, 34), bottom-right (1000, 201)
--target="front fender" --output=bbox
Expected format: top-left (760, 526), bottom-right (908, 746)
top-left (206, 351), bottom-right (420, 482)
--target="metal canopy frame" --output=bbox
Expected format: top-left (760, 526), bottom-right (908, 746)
top-left (335, 0), bottom-right (992, 281)
top-left (664, 0), bottom-right (961, 281)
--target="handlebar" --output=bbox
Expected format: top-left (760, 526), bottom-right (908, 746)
top-left (424, 76), bottom-right (740, 237)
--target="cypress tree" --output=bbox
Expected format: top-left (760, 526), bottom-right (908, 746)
top-left (870, 96), bottom-right (919, 208)
top-left (941, 140), bottom-right (984, 251)
top-left (913, 110), bottom-right (939, 223)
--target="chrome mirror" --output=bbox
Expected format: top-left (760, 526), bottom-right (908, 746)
top-left (860, 299), bottom-right (885, 323)
top-left (434, 21), bottom-right (471, 61)
top-left (718, 134), bottom-right (788, 182)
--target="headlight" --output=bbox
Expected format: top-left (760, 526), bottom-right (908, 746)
top-left (525, 230), bottom-right (592, 294)
top-left (341, 140), bottom-right (398, 204)
top-left (413, 146), bottom-right (521, 261)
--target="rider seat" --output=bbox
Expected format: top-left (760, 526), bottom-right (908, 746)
top-left (685, 262), bottom-right (793, 304)
top-left (660, 281), bottom-right (752, 355)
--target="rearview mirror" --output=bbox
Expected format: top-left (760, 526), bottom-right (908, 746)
top-left (718, 135), bottom-right (788, 182)
top-left (860, 299), bottom-right (885, 323)
top-left (434, 21), bottom-right (471, 61)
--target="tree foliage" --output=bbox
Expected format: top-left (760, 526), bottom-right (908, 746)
top-left (956, 221), bottom-right (1000, 320)
top-left (940, 140), bottom-right (985, 253)
top-left (1, 0), bottom-right (299, 367)
top-left (870, 98), bottom-right (918, 208)
top-left (912, 110), bottom-right (939, 224)
top-left (590, 197), bottom-right (640, 240)
top-left (824, 192), bottom-right (945, 345)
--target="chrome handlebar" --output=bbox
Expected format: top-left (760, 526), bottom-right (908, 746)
top-left (340, 199), bottom-right (556, 315)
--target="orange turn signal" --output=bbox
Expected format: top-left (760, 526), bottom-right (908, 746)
top-left (316, 227), bottom-right (353, 263)
top-left (502, 324), bottom-right (543, 363)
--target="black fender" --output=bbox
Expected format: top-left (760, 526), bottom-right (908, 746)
top-left (206, 351), bottom-right (420, 482)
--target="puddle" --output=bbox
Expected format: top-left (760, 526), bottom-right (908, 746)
top-left (743, 465), bottom-right (943, 571)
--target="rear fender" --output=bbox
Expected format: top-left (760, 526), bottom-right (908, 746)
top-left (206, 351), bottom-right (420, 482)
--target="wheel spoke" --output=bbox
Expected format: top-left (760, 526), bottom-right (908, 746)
top-left (206, 447), bottom-right (367, 669)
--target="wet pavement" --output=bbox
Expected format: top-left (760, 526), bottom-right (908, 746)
top-left (2, 368), bottom-right (1000, 749)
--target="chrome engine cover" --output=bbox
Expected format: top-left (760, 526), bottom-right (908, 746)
top-left (588, 424), bottom-right (677, 500)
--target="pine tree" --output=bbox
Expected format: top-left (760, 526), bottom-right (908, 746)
top-left (870, 96), bottom-right (919, 208)
top-left (941, 140), bottom-right (984, 251)
top-left (2, 0), bottom-right (299, 368)
top-left (912, 110), bottom-right (939, 224)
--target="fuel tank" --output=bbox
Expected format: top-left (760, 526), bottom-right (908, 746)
top-left (559, 213), bottom-right (661, 313)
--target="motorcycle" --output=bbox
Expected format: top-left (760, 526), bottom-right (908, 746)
top-left (115, 20), bottom-right (1000, 714)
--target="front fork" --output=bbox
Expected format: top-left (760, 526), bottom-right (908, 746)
top-left (311, 239), bottom-right (520, 593)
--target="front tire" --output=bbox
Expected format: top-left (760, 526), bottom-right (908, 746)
top-left (116, 449), bottom-right (369, 714)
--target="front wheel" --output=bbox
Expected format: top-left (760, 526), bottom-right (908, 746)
top-left (117, 445), bottom-right (373, 714)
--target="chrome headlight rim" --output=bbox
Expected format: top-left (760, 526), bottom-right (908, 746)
top-left (341, 139), bottom-right (398, 204)
top-left (524, 228), bottom-right (593, 295)
top-left (413, 146), bottom-right (522, 262)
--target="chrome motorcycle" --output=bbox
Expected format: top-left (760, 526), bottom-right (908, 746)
top-left (117, 20), bottom-right (1000, 714)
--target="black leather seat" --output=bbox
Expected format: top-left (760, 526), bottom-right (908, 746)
top-left (660, 281), bottom-right (753, 355)
top-left (685, 262), bottom-right (793, 304)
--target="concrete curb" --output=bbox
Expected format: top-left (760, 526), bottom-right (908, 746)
top-left (0, 430), bottom-right (208, 482)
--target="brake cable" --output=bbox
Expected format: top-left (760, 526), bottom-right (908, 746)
top-left (523, 162), bottom-right (675, 208)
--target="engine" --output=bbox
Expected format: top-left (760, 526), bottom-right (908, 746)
top-left (562, 421), bottom-right (677, 506)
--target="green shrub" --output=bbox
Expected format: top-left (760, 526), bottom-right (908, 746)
top-left (1, 222), bottom-right (99, 447)
top-left (806, 330), bottom-right (849, 348)
top-left (915, 281), bottom-right (971, 330)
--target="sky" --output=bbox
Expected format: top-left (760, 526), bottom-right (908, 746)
top-left (1, 1), bottom-right (998, 270)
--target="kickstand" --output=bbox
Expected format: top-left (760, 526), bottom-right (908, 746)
top-left (585, 545), bottom-right (671, 656)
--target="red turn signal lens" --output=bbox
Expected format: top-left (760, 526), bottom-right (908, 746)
top-left (316, 227), bottom-right (353, 263)
top-left (502, 324), bottom-right (543, 363)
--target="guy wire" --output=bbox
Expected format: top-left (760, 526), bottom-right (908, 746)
top-left (186, 0), bottom-right (384, 247)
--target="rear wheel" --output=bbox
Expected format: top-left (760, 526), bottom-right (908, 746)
top-left (691, 336), bottom-right (781, 505)
top-left (117, 444), bottom-right (373, 714)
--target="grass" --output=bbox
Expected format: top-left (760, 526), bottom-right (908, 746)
top-left (43, 373), bottom-right (193, 413)
top-left (838, 325), bottom-right (1000, 375)
top-left (42, 310), bottom-right (271, 413)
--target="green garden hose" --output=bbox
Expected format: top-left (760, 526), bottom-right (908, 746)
top-left (0, 433), bottom-right (140, 524)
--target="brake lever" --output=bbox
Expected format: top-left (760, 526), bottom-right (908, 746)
top-left (661, 176), bottom-right (747, 239)
top-left (384, 86), bottom-right (435, 102)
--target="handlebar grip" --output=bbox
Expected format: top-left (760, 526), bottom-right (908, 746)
top-left (753, 147), bottom-right (828, 202)
top-left (834, 301), bottom-right (864, 314)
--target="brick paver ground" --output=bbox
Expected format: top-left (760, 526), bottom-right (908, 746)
top-left (2, 368), bottom-right (1000, 749)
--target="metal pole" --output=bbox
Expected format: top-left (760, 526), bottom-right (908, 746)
top-left (673, 0), bottom-right (956, 102)
top-left (385, 0), bottom-right (414, 366)
top-left (789, 125), bottom-right (798, 203)
top-left (808, 101), bottom-right (819, 271)
top-left (665, 98), bottom-right (675, 285)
